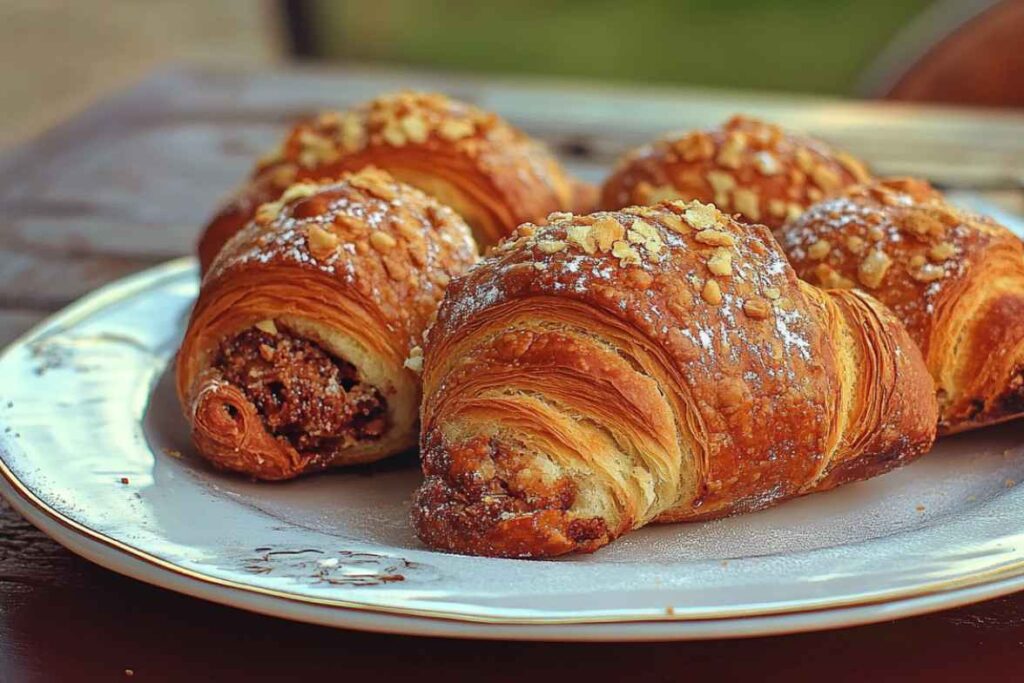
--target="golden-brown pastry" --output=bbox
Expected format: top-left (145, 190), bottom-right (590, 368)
top-left (198, 91), bottom-right (592, 272)
top-left (778, 177), bottom-right (1024, 434)
top-left (412, 201), bottom-right (937, 558)
top-left (600, 115), bottom-right (870, 229)
top-left (177, 168), bottom-right (477, 480)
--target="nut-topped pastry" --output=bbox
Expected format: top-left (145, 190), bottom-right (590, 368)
top-left (178, 168), bottom-right (477, 480)
top-left (600, 116), bottom-right (870, 229)
top-left (779, 177), bottom-right (1024, 434)
top-left (198, 91), bottom-right (593, 272)
top-left (412, 201), bottom-right (936, 557)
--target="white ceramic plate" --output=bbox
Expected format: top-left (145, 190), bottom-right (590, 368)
top-left (1, 257), bottom-right (1023, 641)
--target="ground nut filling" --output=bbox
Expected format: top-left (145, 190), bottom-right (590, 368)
top-left (213, 327), bottom-right (387, 455)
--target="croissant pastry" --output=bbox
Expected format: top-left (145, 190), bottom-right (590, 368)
top-left (412, 201), bottom-right (937, 557)
top-left (778, 177), bottom-right (1024, 434)
top-left (198, 91), bottom-right (592, 272)
top-left (600, 115), bottom-right (870, 229)
top-left (177, 168), bottom-right (477, 480)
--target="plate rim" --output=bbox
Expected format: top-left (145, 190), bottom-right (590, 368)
top-left (1, 256), bottom-right (1023, 639)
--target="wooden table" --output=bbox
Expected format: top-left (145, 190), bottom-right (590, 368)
top-left (1, 66), bottom-right (1022, 680)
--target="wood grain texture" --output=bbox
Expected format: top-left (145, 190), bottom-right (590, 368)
top-left (0, 66), bottom-right (1022, 679)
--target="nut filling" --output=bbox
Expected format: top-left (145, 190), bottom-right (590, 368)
top-left (213, 328), bottom-right (387, 454)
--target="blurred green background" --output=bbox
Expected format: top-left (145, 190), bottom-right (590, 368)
top-left (307, 0), bottom-right (935, 95)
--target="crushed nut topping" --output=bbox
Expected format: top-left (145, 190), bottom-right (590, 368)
top-left (763, 287), bottom-right (781, 300)
top-left (846, 235), bottom-right (866, 254)
top-left (404, 345), bottom-right (424, 373)
top-left (536, 240), bottom-right (567, 254)
top-left (694, 229), bottom-right (736, 247)
top-left (929, 242), bottom-right (956, 261)
top-left (566, 224), bottom-right (597, 254)
top-left (369, 231), bottom-right (398, 252)
top-left (702, 279), bottom-right (723, 305)
top-left (753, 150), bottom-right (781, 176)
top-left (733, 188), bottom-right (761, 220)
top-left (591, 217), bottom-right (625, 251)
top-left (611, 240), bottom-right (642, 266)
top-left (807, 239), bottom-right (832, 260)
top-left (743, 297), bottom-right (771, 319)
top-left (912, 263), bottom-right (945, 282)
top-left (308, 225), bottom-right (340, 260)
top-left (707, 248), bottom-right (733, 277)
top-left (815, 264), bottom-right (856, 289)
top-left (858, 250), bottom-right (893, 288)
top-left (684, 202), bottom-right (720, 230)
top-left (254, 319), bottom-right (278, 335)
top-left (438, 118), bottom-right (475, 141)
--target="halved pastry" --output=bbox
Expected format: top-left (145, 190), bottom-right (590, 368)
top-left (779, 177), bottom-right (1024, 434)
top-left (413, 202), bottom-right (937, 557)
top-left (198, 91), bottom-right (592, 272)
top-left (600, 115), bottom-right (870, 229)
top-left (177, 168), bottom-right (477, 479)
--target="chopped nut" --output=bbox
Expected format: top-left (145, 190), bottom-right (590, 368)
top-left (913, 263), bottom-right (945, 282)
top-left (404, 346), bottom-right (424, 373)
top-left (807, 239), bottom-right (832, 260)
top-left (592, 217), bottom-right (625, 251)
top-left (707, 248), bottom-right (733, 277)
top-left (795, 148), bottom-right (814, 173)
top-left (280, 182), bottom-right (320, 205)
top-left (547, 211), bottom-right (574, 223)
top-left (674, 131), bottom-right (715, 161)
top-left (537, 240), bottom-right (567, 254)
top-left (694, 229), bottom-right (736, 247)
top-left (702, 279), bottom-right (723, 305)
top-left (381, 122), bottom-right (407, 147)
top-left (369, 231), bottom-right (398, 251)
top-left (706, 170), bottom-right (737, 193)
top-left (640, 183), bottom-right (682, 203)
top-left (753, 151), bottom-right (781, 176)
top-left (629, 219), bottom-right (660, 242)
top-left (806, 186), bottom-right (824, 202)
top-left (768, 199), bottom-right (787, 218)
top-left (308, 225), bottom-right (340, 260)
top-left (814, 264), bottom-right (856, 289)
top-left (743, 297), bottom-right (771, 319)
top-left (929, 241), bottom-right (956, 261)
top-left (904, 212), bottom-right (944, 238)
top-left (340, 114), bottom-right (366, 151)
top-left (867, 225), bottom-right (886, 241)
top-left (258, 343), bottom-right (275, 362)
top-left (909, 254), bottom-right (927, 268)
top-left (763, 287), bottom-right (781, 300)
top-left (684, 202), bottom-right (720, 230)
top-left (400, 114), bottom-right (429, 143)
top-left (811, 165), bottom-right (841, 192)
top-left (846, 235), bottom-right (866, 254)
top-left (255, 319), bottom-right (278, 335)
top-left (660, 212), bottom-right (689, 234)
top-left (858, 250), bottom-right (893, 288)
top-left (836, 152), bottom-right (870, 182)
top-left (716, 132), bottom-right (747, 169)
top-left (733, 188), bottom-right (761, 221)
top-left (611, 240), bottom-right (642, 266)
top-left (439, 119), bottom-right (475, 141)
top-left (786, 203), bottom-right (804, 221)
top-left (566, 225), bottom-right (597, 254)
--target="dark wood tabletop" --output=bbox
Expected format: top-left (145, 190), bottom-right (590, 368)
top-left (1, 66), bottom-right (1022, 682)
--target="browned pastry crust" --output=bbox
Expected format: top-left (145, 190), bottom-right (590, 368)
top-left (600, 115), bottom-right (870, 229)
top-left (177, 168), bottom-right (477, 479)
top-left (412, 202), bottom-right (937, 558)
top-left (198, 91), bottom-right (593, 272)
top-left (779, 177), bottom-right (1024, 434)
